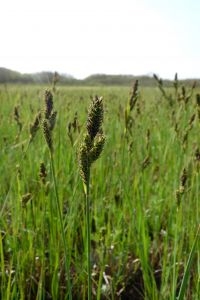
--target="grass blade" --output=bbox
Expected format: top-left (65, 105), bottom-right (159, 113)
top-left (177, 224), bottom-right (200, 300)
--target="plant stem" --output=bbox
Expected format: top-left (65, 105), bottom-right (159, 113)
top-left (50, 151), bottom-right (72, 300)
top-left (85, 175), bottom-right (92, 300)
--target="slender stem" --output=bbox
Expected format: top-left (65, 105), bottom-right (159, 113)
top-left (85, 173), bottom-right (92, 300)
top-left (50, 151), bottom-right (72, 300)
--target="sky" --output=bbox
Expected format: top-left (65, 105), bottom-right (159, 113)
top-left (1, 0), bottom-right (200, 79)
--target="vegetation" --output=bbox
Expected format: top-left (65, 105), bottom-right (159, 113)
top-left (0, 76), bottom-right (199, 299)
top-left (1, 67), bottom-right (200, 86)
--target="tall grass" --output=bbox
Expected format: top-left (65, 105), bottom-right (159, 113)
top-left (0, 82), bottom-right (199, 299)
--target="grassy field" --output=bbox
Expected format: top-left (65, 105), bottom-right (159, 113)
top-left (0, 81), bottom-right (199, 299)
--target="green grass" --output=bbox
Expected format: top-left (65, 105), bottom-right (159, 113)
top-left (0, 83), bottom-right (199, 299)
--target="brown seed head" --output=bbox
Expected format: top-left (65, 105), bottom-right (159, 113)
top-left (21, 193), bottom-right (32, 207)
top-left (49, 111), bottom-right (57, 131)
top-left (39, 162), bottom-right (47, 184)
top-left (180, 168), bottom-right (187, 187)
top-left (129, 80), bottom-right (139, 111)
top-left (44, 90), bottom-right (53, 119)
top-left (14, 106), bottom-right (20, 121)
top-left (42, 119), bottom-right (53, 152)
top-left (86, 96), bottom-right (103, 140)
top-left (30, 112), bottom-right (42, 141)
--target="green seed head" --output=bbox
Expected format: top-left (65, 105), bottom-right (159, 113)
top-left (21, 193), bottom-right (32, 207)
top-left (89, 134), bottom-right (106, 163)
top-left (79, 143), bottom-right (90, 185)
top-left (79, 95), bottom-right (105, 187)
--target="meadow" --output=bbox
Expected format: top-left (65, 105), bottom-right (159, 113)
top-left (0, 79), bottom-right (199, 299)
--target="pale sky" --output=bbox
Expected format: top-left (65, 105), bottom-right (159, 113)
top-left (1, 0), bottom-right (200, 79)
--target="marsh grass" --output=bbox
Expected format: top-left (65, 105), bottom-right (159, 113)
top-left (0, 83), bottom-right (199, 299)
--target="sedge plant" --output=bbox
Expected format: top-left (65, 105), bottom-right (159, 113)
top-left (42, 90), bottom-right (72, 299)
top-left (79, 96), bottom-right (105, 300)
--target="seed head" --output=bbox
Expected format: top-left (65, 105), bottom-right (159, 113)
top-left (42, 90), bottom-right (57, 152)
top-left (79, 96), bottom-right (105, 187)
top-left (44, 90), bottom-right (53, 119)
top-left (89, 134), bottom-right (106, 163)
top-left (30, 112), bottom-right (42, 141)
top-left (180, 168), bottom-right (187, 188)
top-left (129, 80), bottom-right (139, 111)
top-left (79, 143), bottom-right (90, 185)
top-left (49, 111), bottom-right (57, 131)
top-left (21, 193), bottom-right (32, 207)
top-left (86, 96), bottom-right (103, 140)
top-left (42, 119), bottom-right (53, 152)
top-left (39, 162), bottom-right (47, 184)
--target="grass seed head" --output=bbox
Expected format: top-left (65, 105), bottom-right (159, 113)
top-left (86, 96), bottom-right (103, 140)
top-left (42, 90), bottom-right (57, 152)
top-left (13, 105), bottom-right (22, 131)
top-left (141, 155), bottom-right (151, 171)
top-left (49, 111), bottom-right (57, 131)
top-left (21, 193), bottom-right (32, 207)
top-left (89, 134), bottom-right (106, 163)
top-left (79, 95), bottom-right (105, 187)
top-left (188, 113), bottom-right (195, 128)
top-left (30, 112), bottom-right (42, 141)
top-left (42, 119), bottom-right (53, 152)
top-left (79, 143), bottom-right (90, 185)
top-left (14, 106), bottom-right (20, 122)
top-left (44, 90), bottom-right (53, 119)
top-left (39, 162), bottom-right (47, 184)
top-left (180, 168), bottom-right (187, 188)
top-left (129, 80), bottom-right (139, 111)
